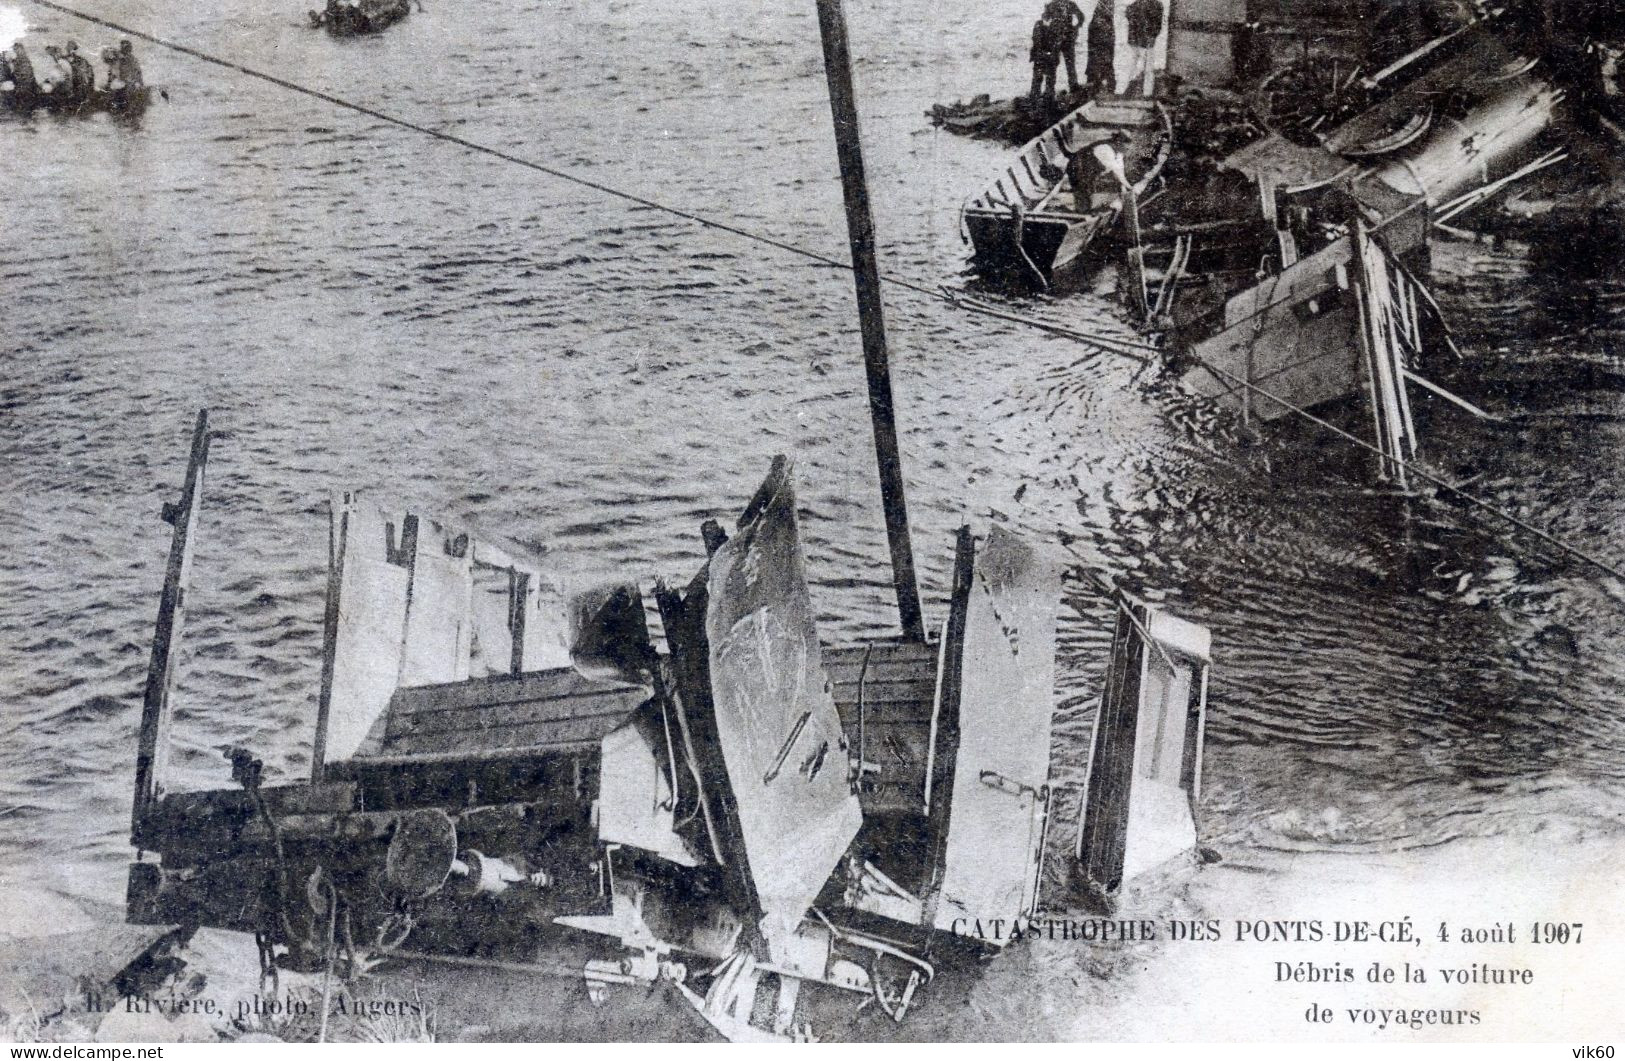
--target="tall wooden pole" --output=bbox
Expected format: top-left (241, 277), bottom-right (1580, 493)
top-left (813, 0), bottom-right (925, 642)
top-left (133, 409), bottom-right (210, 845)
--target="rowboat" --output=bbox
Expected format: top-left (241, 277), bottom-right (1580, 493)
top-left (962, 97), bottom-right (1172, 291)
top-left (309, 0), bottom-right (412, 35)
top-left (0, 84), bottom-right (152, 117)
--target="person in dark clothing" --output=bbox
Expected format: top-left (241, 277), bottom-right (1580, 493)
top-left (113, 39), bottom-right (144, 91)
top-left (1085, 0), bottom-right (1116, 97)
top-left (1124, 0), bottom-right (1164, 97)
top-left (1231, 19), bottom-right (1268, 84)
top-left (1044, 0), bottom-right (1087, 93)
top-left (1029, 14), bottom-right (1060, 106)
top-left (64, 41), bottom-right (96, 100)
top-left (8, 42), bottom-right (39, 107)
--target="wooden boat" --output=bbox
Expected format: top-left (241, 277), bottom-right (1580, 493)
top-left (0, 84), bottom-right (152, 117)
top-left (309, 0), bottom-right (412, 35)
top-left (961, 97), bottom-right (1172, 291)
top-left (926, 87), bottom-right (1093, 146)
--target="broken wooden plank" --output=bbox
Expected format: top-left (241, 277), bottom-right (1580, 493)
top-left (386, 696), bottom-right (643, 741)
top-left (375, 712), bottom-right (630, 759)
top-left (702, 456), bottom-right (863, 962)
top-left (386, 668), bottom-right (649, 717)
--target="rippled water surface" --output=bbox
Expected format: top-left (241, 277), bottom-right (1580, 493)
top-left (3, 0), bottom-right (1624, 898)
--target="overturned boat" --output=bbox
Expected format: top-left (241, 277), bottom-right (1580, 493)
top-left (962, 97), bottom-right (1172, 291)
top-left (309, 0), bottom-right (413, 36)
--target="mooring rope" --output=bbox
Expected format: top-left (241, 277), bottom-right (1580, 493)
top-left (23, 0), bottom-right (1625, 588)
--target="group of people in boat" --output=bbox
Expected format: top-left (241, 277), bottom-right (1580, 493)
top-left (1028, 0), bottom-right (1166, 105)
top-left (309, 0), bottom-right (413, 34)
top-left (1, 38), bottom-right (144, 111)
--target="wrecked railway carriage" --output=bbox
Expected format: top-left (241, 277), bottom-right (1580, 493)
top-left (1158, 12), bottom-right (1558, 482)
top-left (124, 412), bottom-right (1212, 1041)
top-left (959, 2), bottom-right (1570, 484)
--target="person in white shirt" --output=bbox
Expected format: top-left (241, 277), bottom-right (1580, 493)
top-left (38, 45), bottom-right (71, 99)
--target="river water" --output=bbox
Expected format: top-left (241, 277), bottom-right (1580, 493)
top-left (2, 0), bottom-right (1623, 909)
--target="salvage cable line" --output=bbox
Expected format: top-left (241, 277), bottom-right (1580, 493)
top-left (25, 0), bottom-right (1153, 362)
top-left (1183, 354), bottom-right (1625, 583)
top-left (25, 0), bottom-right (1625, 589)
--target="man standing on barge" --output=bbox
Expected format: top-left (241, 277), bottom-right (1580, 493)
top-left (112, 39), bottom-right (143, 91)
top-left (1044, 0), bottom-right (1087, 93)
top-left (1085, 0), bottom-right (1116, 98)
top-left (1029, 11), bottom-right (1060, 106)
top-left (7, 42), bottom-right (38, 108)
top-left (1123, 0), bottom-right (1164, 97)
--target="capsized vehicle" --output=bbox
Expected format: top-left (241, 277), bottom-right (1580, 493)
top-left (1151, 13), bottom-right (1562, 325)
top-left (124, 412), bottom-right (1214, 1041)
top-left (1137, 16), bottom-right (1549, 483)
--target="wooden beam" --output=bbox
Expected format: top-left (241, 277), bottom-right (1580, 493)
top-left (813, 0), bottom-right (925, 642)
top-left (508, 569), bottom-right (529, 675)
top-left (1349, 218), bottom-right (1409, 488)
top-left (1403, 368), bottom-right (1499, 421)
top-left (310, 492), bottom-right (349, 780)
top-left (1074, 602), bottom-right (1146, 902)
top-left (1123, 181), bottom-right (1150, 320)
top-left (132, 410), bottom-right (211, 845)
top-left (920, 526), bottom-right (974, 922)
top-left (653, 578), bottom-right (760, 949)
